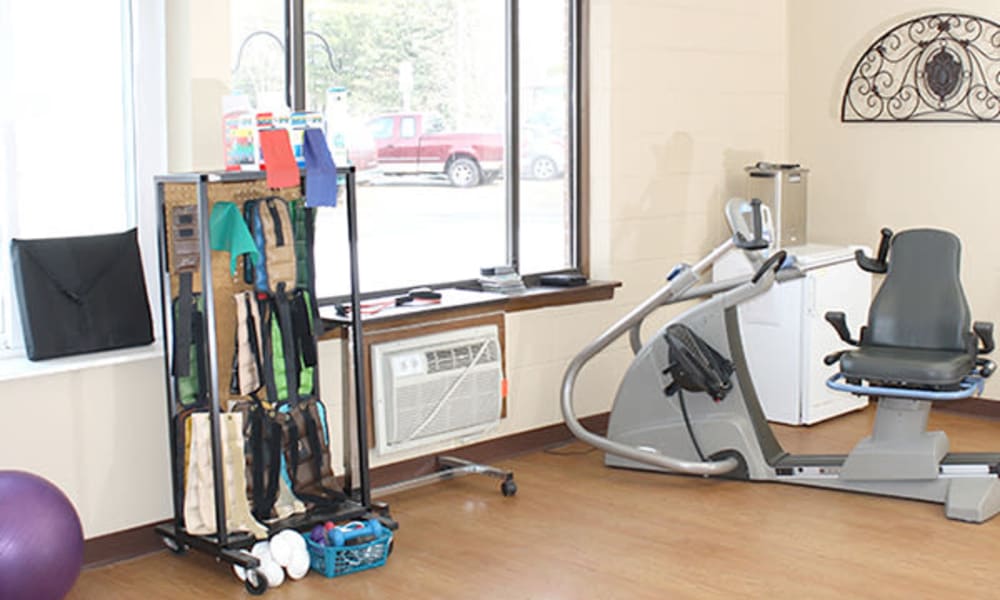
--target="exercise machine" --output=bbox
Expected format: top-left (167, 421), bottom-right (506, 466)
top-left (562, 200), bottom-right (1000, 522)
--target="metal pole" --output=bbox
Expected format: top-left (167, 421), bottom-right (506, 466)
top-left (156, 182), bottom-right (184, 530)
top-left (285, 0), bottom-right (306, 111)
top-left (196, 177), bottom-right (228, 545)
top-left (344, 168), bottom-right (372, 506)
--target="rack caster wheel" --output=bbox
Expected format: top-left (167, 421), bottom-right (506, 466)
top-left (161, 536), bottom-right (188, 555)
top-left (244, 568), bottom-right (269, 596)
top-left (501, 478), bottom-right (517, 497)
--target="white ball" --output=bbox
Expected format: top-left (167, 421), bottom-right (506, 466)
top-left (286, 551), bottom-right (311, 580)
top-left (250, 541), bottom-right (285, 589)
top-left (269, 532), bottom-right (293, 567)
top-left (269, 530), bottom-right (302, 567)
top-left (259, 559), bottom-right (285, 588)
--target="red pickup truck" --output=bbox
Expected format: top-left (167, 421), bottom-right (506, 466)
top-left (366, 112), bottom-right (503, 187)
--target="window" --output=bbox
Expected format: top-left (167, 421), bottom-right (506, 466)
top-left (399, 117), bottom-right (417, 139)
top-left (0, 0), bottom-right (165, 355)
top-left (369, 117), bottom-right (395, 140)
top-left (230, 0), bottom-right (580, 298)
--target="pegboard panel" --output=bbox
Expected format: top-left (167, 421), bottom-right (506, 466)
top-left (160, 177), bottom-right (303, 404)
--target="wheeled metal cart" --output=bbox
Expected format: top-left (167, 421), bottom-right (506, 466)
top-left (153, 167), bottom-right (394, 595)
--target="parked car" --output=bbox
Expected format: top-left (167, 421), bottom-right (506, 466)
top-left (327, 119), bottom-right (380, 184)
top-left (365, 112), bottom-right (503, 187)
top-left (521, 128), bottom-right (566, 180)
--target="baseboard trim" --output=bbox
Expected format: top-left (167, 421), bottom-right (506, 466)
top-left (933, 396), bottom-right (1000, 419)
top-left (83, 412), bottom-right (610, 569)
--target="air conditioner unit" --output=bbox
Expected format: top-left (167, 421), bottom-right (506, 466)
top-left (371, 325), bottom-right (503, 456)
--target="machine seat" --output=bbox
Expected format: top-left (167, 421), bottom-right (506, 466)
top-left (839, 345), bottom-right (974, 389)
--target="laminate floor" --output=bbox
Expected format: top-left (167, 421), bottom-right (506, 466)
top-left (69, 406), bottom-right (1000, 599)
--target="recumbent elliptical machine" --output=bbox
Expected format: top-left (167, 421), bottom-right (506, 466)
top-left (562, 199), bottom-right (1000, 522)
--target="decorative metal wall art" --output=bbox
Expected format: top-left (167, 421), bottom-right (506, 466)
top-left (842, 13), bottom-right (1000, 122)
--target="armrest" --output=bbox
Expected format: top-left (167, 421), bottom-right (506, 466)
top-left (974, 321), bottom-right (995, 354)
top-left (825, 311), bottom-right (858, 346)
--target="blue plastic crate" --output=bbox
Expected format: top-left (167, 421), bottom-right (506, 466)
top-left (303, 523), bottom-right (393, 578)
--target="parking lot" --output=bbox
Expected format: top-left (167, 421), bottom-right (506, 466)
top-left (313, 178), bottom-right (570, 298)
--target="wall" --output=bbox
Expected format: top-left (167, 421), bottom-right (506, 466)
top-left (788, 1), bottom-right (1000, 395)
top-left (0, 0), bottom-right (790, 539)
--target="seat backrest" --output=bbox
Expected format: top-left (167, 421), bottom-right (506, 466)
top-left (864, 229), bottom-right (970, 351)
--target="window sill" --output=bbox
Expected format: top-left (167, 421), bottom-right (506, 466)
top-left (317, 280), bottom-right (621, 339)
top-left (0, 341), bottom-right (164, 384)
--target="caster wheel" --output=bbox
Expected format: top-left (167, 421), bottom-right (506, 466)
top-left (162, 536), bottom-right (188, 555)
top-left (244, 568), bottom-right (269, 596)
top-left (501, 479), bottom-right (517, 497)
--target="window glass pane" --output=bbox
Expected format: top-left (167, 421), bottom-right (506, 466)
top-left (1, 1), bottom-right (132, 349)
top-left (519, 0), bottom-right (573, 273)
top-left (6, 2), bottom-right (130, 239)
top-left (304, 0), bottom-right (508, 297)
top-left (231, 1), bottom-right (286, 111)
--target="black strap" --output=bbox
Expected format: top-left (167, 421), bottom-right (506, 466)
top-left (283, 404), bottom-right (346, 506)
top-left (172, 272), bottom-right (194, 377)
top-left (259, 298), bottom-right (280, 407)
top-left (191, 309), bottom-right (207, 406)
top-left (275, 285), bottom-right (300, 407)
top-left (250, 407), bottom-right (283, 522)
top-left (291, 291), bottom-right (318, 369)
top-left (266, 198), bottom-right (286, 247)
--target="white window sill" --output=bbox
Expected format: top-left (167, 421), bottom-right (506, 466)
top-left (0, 340), bottom-right (164, 383)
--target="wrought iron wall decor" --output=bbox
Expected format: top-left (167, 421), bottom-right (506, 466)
top-left (842, 13), bottom-right (1000, 122)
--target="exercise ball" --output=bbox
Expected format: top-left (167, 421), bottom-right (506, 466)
top-left (0, 471), bottom-right (84, 600)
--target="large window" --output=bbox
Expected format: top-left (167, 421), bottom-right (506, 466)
top-left (0, 1), bottom-right (143, 353)
top-left (231, 0), bottom-right (578, 298)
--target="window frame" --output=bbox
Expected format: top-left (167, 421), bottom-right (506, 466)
top-left (284, 0), bottom-right (586, 304)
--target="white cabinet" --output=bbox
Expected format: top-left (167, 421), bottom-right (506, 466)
top-left (714, 245), bottom-right (872, 425)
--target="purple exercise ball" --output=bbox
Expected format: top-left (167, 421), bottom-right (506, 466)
top-left (0, 471), bottom-right (84, 600)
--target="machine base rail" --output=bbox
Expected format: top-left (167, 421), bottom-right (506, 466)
top-left (374, 456), bottom-right (517, 498)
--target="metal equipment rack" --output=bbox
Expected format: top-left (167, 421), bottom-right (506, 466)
top-left (153, 167), bottom-right (392, 595)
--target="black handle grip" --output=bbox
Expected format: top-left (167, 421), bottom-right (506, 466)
top-left (825, 311), bottom-right (859, 346)
top-left (823, 350), bottom-right (847, 366)
top-left (974, 321), bottom-right (995, 354)
top-left (750, 250), bottom-right (787, 284)
top-left (734, 199), bottom-right (770, 251)
top-left (855, 228), bottom-right (893, 274)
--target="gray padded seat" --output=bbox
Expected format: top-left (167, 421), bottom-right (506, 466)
top-left (840, 346), bottom-right (973, 388)
top-left (839, 229), bottom-right (975, 389)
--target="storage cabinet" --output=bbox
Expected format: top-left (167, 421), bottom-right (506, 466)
top-left (713, 245), bottom-right (872, 425)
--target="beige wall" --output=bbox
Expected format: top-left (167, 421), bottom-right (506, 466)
top-left (0, 0), bottom-right (791, 539)
top-left (788, 1), bottom-right (1000, 396)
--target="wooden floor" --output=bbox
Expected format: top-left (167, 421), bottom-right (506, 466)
top-left (70, 406), bottom-right (1000, 599)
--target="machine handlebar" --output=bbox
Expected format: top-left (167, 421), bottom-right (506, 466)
top-left (733, 199), bottom-right (770, 251)
top-left (750, 250), bottom-right (787, 284)
top-left (855, 228), bottom-right (893, 274)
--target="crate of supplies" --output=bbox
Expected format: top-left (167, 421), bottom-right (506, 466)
top-left (303, 518), bottom-right (393, 578)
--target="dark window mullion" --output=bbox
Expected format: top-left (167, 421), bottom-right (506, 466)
top-left (569, 0), bottom-right (582, 272)
top-left (506, 0), bottom-right (520, 271)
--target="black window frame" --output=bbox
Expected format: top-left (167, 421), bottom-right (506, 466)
top-left (283, 0), bottom-right (585, 302)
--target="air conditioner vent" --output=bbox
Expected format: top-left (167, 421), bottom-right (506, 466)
top-left (426, 340), bottom-right (498, 374)
top-left (372, 325), bottom-right (503, 455)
